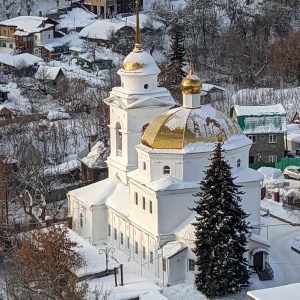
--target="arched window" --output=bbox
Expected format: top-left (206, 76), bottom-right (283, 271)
top-left (163, 165), bottom-right (170, 175)
top-left (116, 122), bottom-right (122, 156)
top-left (237, 159), bottom-right (241, 168)
top-left (80, 213), bottom-right (83, 228)
top-left (143, 162), bottom-right (146, 170)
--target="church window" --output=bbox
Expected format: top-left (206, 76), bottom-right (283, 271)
top-left (143, 162), bottom-right (146, 170)
top-left (142, 197), bottom-right (146, 209)
top-left (142, 246), bottom-right (146, 259)
top-left (127, 236), bottom-right (130, 249)
top-left (116, 122), bottom-right (122, 156)
top-left (163, 165), bottom-right (170, 175)
top-left (237, 159), bottom-right (241, 168)
top-left (149, 200), bottom-right (153, 214)
top-left (142, 123), bottom-right (149, 132)
top-left (135, 192), bottom-right (138, 205)
top-left (80, 213), bottom-right (83, 228)
top-left (114, 228), bottom-right (117, 241)
top-left (121, 82), bottom-right (124, 87)
top-left (150, 251), bottom-right (153, 264)
top-left (144, 84), bottom-right (149, 89)
top-left (108, 224), bottom-right (111, 237)
top-left (120, 232), bottom-right (124, 245)
top-left (162, 258), bottom-right (166, 271)
top-left (188, 259), bottom-right (195, 271)
top-left (135, 241), bottom-right (138, 255)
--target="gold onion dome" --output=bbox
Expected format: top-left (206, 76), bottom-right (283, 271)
top-left (181, 69), bottom-right (202, 94)
top-left (141, 106), bottom-right (243, 151)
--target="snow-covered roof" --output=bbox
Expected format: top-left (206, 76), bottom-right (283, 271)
top-left (56, 7), bottom-right (96, 31)
top-left (250, 233), bottom-right (271, 247)
top-left (202, 83), bottom-right (225, 93)
top-left (42, 42), bottom-right (64, 52)
top-left (79, 140), bottom-right (109, 169)
top-left (287, 132), bottom-right (300, 143)
top-left (122, 13), bottom-right (164, 30)
top-left (79, 19), bottom-right (129, 40)
top-left (68, 176), bottom-right (129, 215)
top-left (160, 241), bottom-right (187, 259)
top-left (0, 53), bottom-right (43, 68)
top-left (35, 66), bottom-right (63, 80)
top-left (47, 111), bottom-right (70, 120)
top-left (234, 167), bottom-right (264, 184)
top-left (79, 48), bottom-right (114, 62)
top-left (233, 104), bottom-right (286, 116)
top-left (247, 283), bottom-right (300, 300)
top-left (0, 16), bottom-right (54, 34)
top-left (43, 160), bottom-right (80, 176)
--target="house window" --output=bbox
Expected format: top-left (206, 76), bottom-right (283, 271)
top-left (35, 35), bottom-right (37, 40)
top-left (162, 258), bottom-right (166, 271)
top-left (9, 44), bottom-right (13, 49)
top-left (142, 246), bottom-right (146, 259)
top-left (127, 236), bottom-right (130, 250)
top-left (48, 34), bottom-right (51, 39)
top-left (135, 241), bottom-right (138, 255)
top-left (114, 228), bottom-right (117, 241)
top-left (248, 135), bottom-right (257, 143)
top-left (149, 200), bottom-right (153, 214)
top-left (269, 134), bottom-right (277, 143)
top-left (237, 159), bottom-right (241, 168)
top-left (108, 224), bottom-right (111, 237)
top-left (142, 197), bottom-right (145, 210)
top-left (2, 43), bottom-right (6, 47)
top-left (150, 251), bottom-right (153, 264)
top-left (188, 259), bottom-right (195, 271)
top-left (143, 161), bottom-right (146, 170)
top-left (80, 213), bottom-right (83, 228)
top-left (120, 232), bottom-right (124, 245)
top-left (135, 192), bottom-right (138, 205)
top-left (163, 165), bottom-right (170, 175)
top-left (268, 155), bottom-right (277, 163)
top-left (3, 30), bottom-right (6, 36)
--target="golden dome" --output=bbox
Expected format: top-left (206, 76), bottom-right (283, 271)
top-left (181, 69), bottom-right (202, 94)
top-left (141, 106), bottom-right (243, 151)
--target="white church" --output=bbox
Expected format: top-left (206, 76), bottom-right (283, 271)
top-left (68, 8), bottom-right (270, 285)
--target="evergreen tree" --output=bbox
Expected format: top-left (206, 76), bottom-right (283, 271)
top-left (168, 23), bottom-right (187, 80)
top-left (191, 140), bottom-right (250, 298)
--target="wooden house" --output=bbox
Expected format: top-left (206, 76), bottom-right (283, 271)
top-left (77, 139), bottom-right (109, 184)
top-left (0, 106), bottom-right (12, 119)
top-left (35, 66), bottom-right (64, 86)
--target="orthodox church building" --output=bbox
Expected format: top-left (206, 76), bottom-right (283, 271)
top-left (68, 5), bottom-right (270, 285)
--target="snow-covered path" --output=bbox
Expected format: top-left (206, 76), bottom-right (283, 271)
top-left (260, 216), bottom-right (300, 286)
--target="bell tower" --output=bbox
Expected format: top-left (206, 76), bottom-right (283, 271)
top-left (104, 0), bottom-right (176, 184)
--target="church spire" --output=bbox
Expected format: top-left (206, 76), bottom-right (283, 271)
top-left (134, 0), bottom-right (142, 52)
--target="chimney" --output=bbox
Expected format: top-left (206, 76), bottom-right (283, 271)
top-left (41, 20), bottom-right (45, 28)
top-left (39, 11), bottom-right (42, 17)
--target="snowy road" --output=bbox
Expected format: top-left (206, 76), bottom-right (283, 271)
top-left (260, 216), bottom-right (300, 286)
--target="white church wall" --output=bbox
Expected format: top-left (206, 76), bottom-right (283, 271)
top-left (68, 195), bottom-right (93, 243)
top-left (157, 190), bottom-right (197, 234)
top-left (239, 182), bottom-right (261, 227)
top-left (120, 75), bottom-right (159, 95)
top-left (91, 206), bottom-right (107, 244)
top-left (129, 182), bottom-right (158, 236)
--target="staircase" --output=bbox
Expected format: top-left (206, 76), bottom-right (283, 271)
top-left (255, 262), bottom-right (274, 281)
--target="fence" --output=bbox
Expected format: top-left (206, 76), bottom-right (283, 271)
top-left (249, 162), bottom-right (275, 170)
top-left (0, 113), bottom-right (41, 127)
top-left (275, 157), bottom-right (300, 171)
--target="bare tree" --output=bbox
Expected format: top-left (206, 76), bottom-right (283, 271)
top-left (5, 225), bottom-right (88, 300)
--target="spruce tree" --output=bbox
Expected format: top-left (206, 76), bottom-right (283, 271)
top-left (168, 25), bottom-right (187, 80)
top-left (191, 140), bottom-right (250, 298)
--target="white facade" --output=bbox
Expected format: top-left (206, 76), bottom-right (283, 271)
top-left (68, 45), bottom-right (269, 285)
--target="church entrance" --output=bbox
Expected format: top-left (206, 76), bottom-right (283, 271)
top-left (253, 251), bottom-right (264, 271)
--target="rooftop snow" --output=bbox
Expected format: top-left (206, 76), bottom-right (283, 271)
top-left (122, 13), bottom-right (164, 30)
top-left (0, 16), bottom-right (53, 33)
top-left (35, 66), bottom-right (62, 80)
top-left (68, 176), bottom-right (129, 215)
top-left (159, 241), bottom-right (187, 258)
top-left (79, 19), bottom-right (128, 40)
top-left (247, 283), bottom-right (300, 300)
top-left (43, 160), bottom-right (79, 176)
top-left (0, 53), bottom-right (43, 67)
top-left (233, 103), bottom-right (286, 116)
top-left (56, 7), bottom-right (96, 31)
top-left (80, 141), bottom-right (109, 169)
